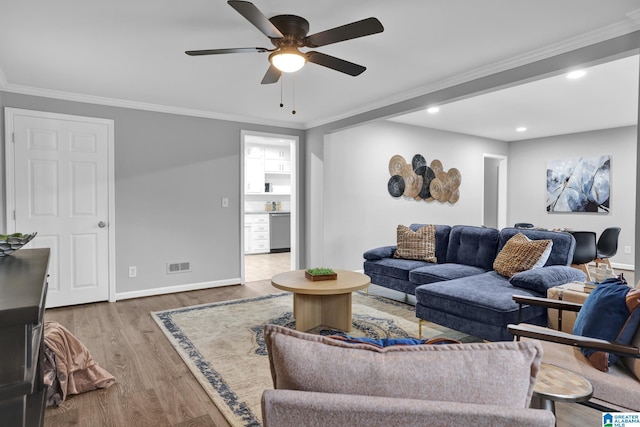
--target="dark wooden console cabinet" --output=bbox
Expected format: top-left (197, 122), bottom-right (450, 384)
top-left (0, 248), bottom-right (50, 427)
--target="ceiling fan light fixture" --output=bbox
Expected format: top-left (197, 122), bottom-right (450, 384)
top-left (270, 48), bottom-right (306, 73)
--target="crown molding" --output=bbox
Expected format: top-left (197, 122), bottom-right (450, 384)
top-left (0, 81), bottom-right (305, 130)
top-left (304, 17), bottom-right (640, 129)
top-left (627, 9), bottom-right (640, 25)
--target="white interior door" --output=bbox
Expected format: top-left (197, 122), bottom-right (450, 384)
top-left (5, 108), bottom-right (115, 308)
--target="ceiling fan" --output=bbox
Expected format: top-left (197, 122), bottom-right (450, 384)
top-left (185, 0), bottom-right (384, 84)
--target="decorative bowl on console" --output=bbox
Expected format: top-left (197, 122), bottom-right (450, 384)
top-left (0, 232), bottom-right (37, 256)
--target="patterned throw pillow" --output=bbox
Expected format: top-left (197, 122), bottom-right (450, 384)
top-left (393, 224), bottom-right (437, 263)
top-left (493, 233), bottom-right (553, 278)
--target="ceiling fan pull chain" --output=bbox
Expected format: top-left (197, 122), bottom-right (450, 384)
top-left (291, 74), bottom-right (297, 115)
top-left (279, 78), bottom-right (284, 108)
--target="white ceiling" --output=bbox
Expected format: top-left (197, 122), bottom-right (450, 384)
top-left (389, 54), bottom-right (639, 141)
top-left (1, 1), bottom-right (640, 135)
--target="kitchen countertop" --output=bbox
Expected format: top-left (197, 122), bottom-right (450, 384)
top-left (245, 211), bottom-right (291, 214)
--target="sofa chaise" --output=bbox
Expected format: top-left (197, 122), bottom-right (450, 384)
top-left (363, 225), bottom-right (586, 341)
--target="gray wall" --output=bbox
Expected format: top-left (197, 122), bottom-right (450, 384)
top-left (320, 120), bottom-right (508, 270)
top-left (0, 92), bottom-right (304, 296)
top-left (304, 31), bottom-right (640, 269)
top-left (316, 122), bottom-right (635, 271)
top-left (508, 125), bottom-right (636, 268)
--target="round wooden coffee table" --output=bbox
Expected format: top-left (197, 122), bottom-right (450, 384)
top-left (271, 270), bottom-right (370, 332)
top-left (533, 363), bottom-right (593, 419)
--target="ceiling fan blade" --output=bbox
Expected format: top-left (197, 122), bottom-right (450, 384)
top-left (305, 17), bottom-right (383, 48)
top-left (261, 65), bottom-right (281, 84)
top-left (227, 0), bottom-right (284, 39)
top-left (185, 47), bottom-right (269, 56)
top-left (306, 51), bottom-right (366, 76)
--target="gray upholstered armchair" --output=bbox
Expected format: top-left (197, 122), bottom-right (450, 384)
top-left (261, 324), bottom-right (555, 427)
top-left (509, 294), bottom-right (640, 411)
top-left (262, 390), bottom-right (555, 427)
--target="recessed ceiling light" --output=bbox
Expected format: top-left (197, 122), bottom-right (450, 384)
top-left (567, 70), bottom-right (586, 79)
top-left (516, 127), bottom-right (527, 132)
top-left (426, 106), bottom-right (440, 114)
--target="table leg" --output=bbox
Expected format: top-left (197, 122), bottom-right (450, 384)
top-left (539, 398), bottom-right (555, 414)
top-left (542, 399), bottom-right (557, 427)
top-left (531, 394), bottom-right (557, 426)
top-left (293, 293), bottom-right (353, 332)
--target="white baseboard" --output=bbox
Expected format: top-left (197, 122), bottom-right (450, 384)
top-left (115, 278), bottom-right (242, 301)
top-left (608, 262), bottom-right (633, 271)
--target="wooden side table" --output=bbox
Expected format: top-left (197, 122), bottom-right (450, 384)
top-left (271, 270), bottom-right (370, 332)
top-left (533, 363), bottom-right (593, 423)
top-left (546, 282), bottom-right (590, 333)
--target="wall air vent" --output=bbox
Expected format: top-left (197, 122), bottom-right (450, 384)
top-left (167, 261), bottom-right (191, 274)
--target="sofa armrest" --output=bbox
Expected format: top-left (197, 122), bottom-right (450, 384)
top-left (512, 295), bottom-right (583, 312)
top-left (363, 245), bottom-right (396, 260)
top-left (262, 389), bottom-right (556, 427)
top-left (509, 266), bottom-right (587, 294)
top-left (508, 324), bottom-right (640, 358)
top-left (512, 295), bottom-right (583, 332)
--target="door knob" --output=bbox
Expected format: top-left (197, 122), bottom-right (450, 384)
top-left (98, 221), bottom-right (107, 228)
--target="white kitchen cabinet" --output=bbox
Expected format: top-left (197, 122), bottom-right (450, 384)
top-left (244, 214), bottom-right (270, 254)
top-left (244, 222), bottom-right (252, 253)
top-left (245, 158), bottom-right (265, 193)
top-left (264, 146), bottom-right (290, 160)
top-left (246, 143), bottom-right (290, 191)
top-left (245, 143), bottom-right (264, 159)
top-left (264, 159), bottom-right (290, 173)
top-left (264, 145), bottom-right (290, 172)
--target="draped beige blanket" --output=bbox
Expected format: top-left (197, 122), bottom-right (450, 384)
top-left (43, 321), bottom-right (115, 406)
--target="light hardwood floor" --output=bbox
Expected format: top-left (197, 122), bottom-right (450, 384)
top-left (244, 252), bottom-right (291, 282)
top-left (44, 271), bottom-right (604, 426)
top-left (44, 280), bottom-right (279, 427)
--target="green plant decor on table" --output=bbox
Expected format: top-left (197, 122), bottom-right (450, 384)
top-left (305, 268), bottom-right (337, 281)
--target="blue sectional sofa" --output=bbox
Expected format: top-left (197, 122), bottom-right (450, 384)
top-left (363, 225), bottom-right (587, 341)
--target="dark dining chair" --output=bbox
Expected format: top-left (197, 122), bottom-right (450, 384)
top-left (595, 227), bottom-right (621, 270)
top-left (514, 223), bottom-right (534, 229)
top-left (569, 231), bottom-right (597, 281)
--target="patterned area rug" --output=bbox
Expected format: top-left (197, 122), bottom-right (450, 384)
top-left (151, 291), bottom-right (477, 427)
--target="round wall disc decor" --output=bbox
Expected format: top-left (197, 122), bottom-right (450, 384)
top-left (387, 175), bottom-right (405, 197)
top-left (387, 154), bottom-right (461, 204)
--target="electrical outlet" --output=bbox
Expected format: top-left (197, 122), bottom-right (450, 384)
top-left (129, 266), bottom-right (137, 278)
top-left (222, 197), bottom-right (229, 208)
top-left (624, 246), bottom-right (632, 254)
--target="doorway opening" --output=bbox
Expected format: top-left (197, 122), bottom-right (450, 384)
top-left (241, 131), bottom-right (298, 282)
top-left (483, 154), bottom-right (507, 230)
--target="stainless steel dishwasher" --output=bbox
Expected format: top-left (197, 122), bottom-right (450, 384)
top-left (269, 212), bottom-right (291, 252)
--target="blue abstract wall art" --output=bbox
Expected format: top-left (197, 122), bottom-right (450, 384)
top-left (546, 155), bottom-right (611, 213)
